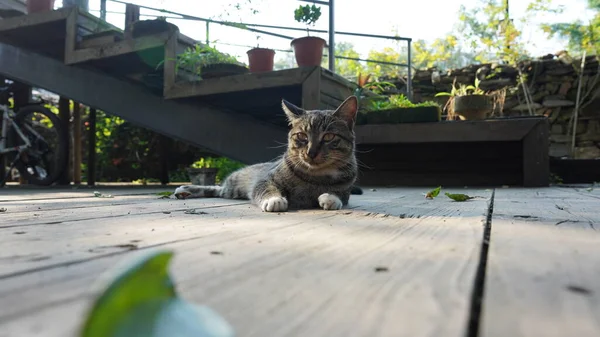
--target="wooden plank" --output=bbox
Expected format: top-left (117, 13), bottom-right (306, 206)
top-left (65, 31), bottom-right (170, 65)
top-left (164, 67), bottom-right (315, 99)
top-left (0, 7), bottom-right (71, 33)
top-left (481, 188), bottom-right (600, 337)
top-left (0, 188), bottom-right (492, 337)
top-left (162, 30), bottom-right (177, 96)
top-left (355, 118), bottom-right (544, 144)
top-left (301, 67), bottom-right (321, 110)
top-left (522, 118), bottom-right (549, 187)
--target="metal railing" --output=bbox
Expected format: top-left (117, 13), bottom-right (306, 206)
top-left (103, 0), bottom-right (413, 98)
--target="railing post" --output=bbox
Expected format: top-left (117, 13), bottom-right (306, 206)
top-left (407, 38), bottom-right (412, 100)
top-left (100, 0), bottom-right (107, 20)
top-left (328, 0), bottom-right (335, 72)
top-left (206, 21), bottom-right (210, 46)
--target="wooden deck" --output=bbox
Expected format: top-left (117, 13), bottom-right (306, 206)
top-left (0, 186), bottom-right (598, 336)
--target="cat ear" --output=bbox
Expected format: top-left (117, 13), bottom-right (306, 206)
top-left (281, 99), bottom-right (305, 121)
top-left (333, 95), bottom-right (358, 129)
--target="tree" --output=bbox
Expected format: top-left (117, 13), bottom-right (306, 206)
top-left (365, 47), bottom-right (406, 78)
top-left (457, 0), bottom-right (562, 64)
top-left (321, 42), bottom-right (365, 78)
top-left (412, 35), bottom-right (476, 70)
top-left (541, 0), bottom-right (600, 55)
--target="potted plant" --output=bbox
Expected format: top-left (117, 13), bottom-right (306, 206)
top-left (176, 44), bottom-right (248, 79)
top-left (247, 36), bottom-right (276, 73)
top-left (187, 158), bottom-right (219, 186)
top-left (27, 0), bottom-right (55, 13)
top-left (291, 4), bottom-right (325, 67)
top-left (435, 78), bottom-right (492, 120)
top-left (131, 16), bottom-right (179, 39)
top-left (187, 157), bottom-right (246, 185)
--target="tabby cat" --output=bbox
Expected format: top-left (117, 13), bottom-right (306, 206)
top-left (174, 95), bottom-right (359, 212)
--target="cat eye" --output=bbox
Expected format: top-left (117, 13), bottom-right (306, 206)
top-left (322, 133), bottom-right (336, 142)
top-left (295, 132), bottom-right (308, 142)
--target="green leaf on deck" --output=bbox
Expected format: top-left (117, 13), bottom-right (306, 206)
top-left (156, 192), bottom-right (174, 199)
top-left (80, 250), bottom-right (234, 337)
top-left (425, 186), bottom-right (442, 199)
top-left (445, 192), bottom-right (474, 202)
top-left (93, 191), bottom-right (114, 198)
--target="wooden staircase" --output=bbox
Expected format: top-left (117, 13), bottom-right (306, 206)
top-left (0, 6), bottom-right (355, 164)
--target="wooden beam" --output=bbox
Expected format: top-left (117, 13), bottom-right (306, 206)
top-left (124, 3), bottom-right (140, 39)
top-left (522, 118), bottom-right (549, 187)
top-left (301, 67), bottom-right (321, 110)
top-left (0, 6), bottom-right (71, 33)
top-left (164, 67), bottom-right (315, 99)
top-left (57, 97), bottom-right (71, 185)
top-left (355, 118), bottom-right (544, 144)
top-left (72, 102), bottom-right (82, 185)
top-left (87, 108), bottom-right (96, 186)
top-left (66, 31), bottom-right (171, 65)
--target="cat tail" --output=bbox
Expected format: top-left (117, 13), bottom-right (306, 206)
top-left (174, 185), bottom-right (223, 199)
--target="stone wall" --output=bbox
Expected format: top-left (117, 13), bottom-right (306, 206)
top-left (386, 53), bottom-right (600, 160)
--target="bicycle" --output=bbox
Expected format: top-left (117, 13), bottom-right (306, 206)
top-left (0, 85), bottom-right (68, 187)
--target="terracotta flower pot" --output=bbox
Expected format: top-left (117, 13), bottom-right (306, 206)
top-left (27, 0), bottom-right (55, 13)
top-left (247, 48), bottom-right (275, 73)
top-left (453, 95), bottom-right (492, 120)
top-left (290, 36), bottom-right (326, 67)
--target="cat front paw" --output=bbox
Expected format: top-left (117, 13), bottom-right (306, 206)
top-left (174, 186), bottom-right (192, 199)
top-left (261, 196), bottom-right (288, 212)
top-left (318, 193), bottom-right (343, 210)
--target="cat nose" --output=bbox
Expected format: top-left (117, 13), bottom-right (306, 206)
top-left (307, 148), bottom-right (319, 159)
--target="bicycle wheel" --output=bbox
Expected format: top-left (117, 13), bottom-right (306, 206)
top-left (9, 105), bottom-right (68, 186)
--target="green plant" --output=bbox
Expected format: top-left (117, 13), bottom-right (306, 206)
top-left (435, 78), bottom-right (486, 97)
top-left (294, 4), bottom-right (322, 35)
top-left (159, 44), bottom-right (243, 77)
top-left (367, 94), bottom-right (440, 111)
top-left (190, 157), bottom-right (246, 184)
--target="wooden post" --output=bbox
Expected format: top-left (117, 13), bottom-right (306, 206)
top-left (72, 102), bottom-right (82, 184)
top-left (58, 97), bottom-right (71, 185)
top-left (87, 108), bottom-right (97, 186)
top-left (301, 67), bottom-right (321, 110)
top-left (159, 134), bottom-right (169, 185)
top-left (124, 4), bottom-right (140, 39)
top-left (12, 81), bottom-right (31, 185)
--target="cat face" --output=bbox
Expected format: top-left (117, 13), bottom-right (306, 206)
top-left (281, 96), bottom-right (358, 170)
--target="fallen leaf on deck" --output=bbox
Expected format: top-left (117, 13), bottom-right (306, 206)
top-left (210, 251), bottom-right (224, 255)
top-left (157, 192), bottom-right (173, 199)
top-left (184, 209), bottom-right (208, 215)
top-left (425, 186), bottom-right (441, 199)
top-left (445, 192), bottom-right (475, 202)
top-left (374, 266), bottom-right (389, 272)
top-left (0, 208), bottom-right (6, 213)
top-left (93, 191), bottom-right (113, 198)
top-left (79, 250), bottom-right (234, 337)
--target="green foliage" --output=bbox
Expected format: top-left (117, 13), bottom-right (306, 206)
top-left (321, 42), bottom-right (366, 78)
top-left (80, 250), bottom-right (234, 337)
top-left (176, 45), bottom-right (242, 76)
top-left (445, 192), bottom-right (475, 202)
top-left (435, 78), bottom-right (485, 97)
top-left (191, 157), bottom-right (246, 184)
top-left (368, 94), bottom-right (440, 111)
top-left (540, 0), bottom-right (599, 55)
top-left (294, 4), bottom-right (322, 27)
top-left (457, 0), bottom-right (561, 64)
top-left (365, 47), bottom-right (405, 78)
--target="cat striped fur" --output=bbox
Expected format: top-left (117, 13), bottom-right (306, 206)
top-left (174, 96), bottom-right (360, 212)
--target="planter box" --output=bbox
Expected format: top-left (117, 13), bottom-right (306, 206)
top-left (358, 106), bottom-right (441, 125)
top-left (186, 168), bottom-right (217, 185)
